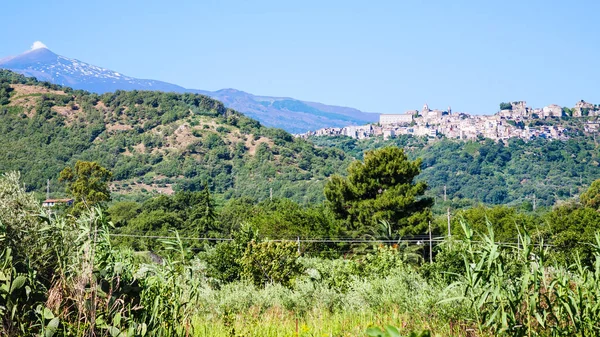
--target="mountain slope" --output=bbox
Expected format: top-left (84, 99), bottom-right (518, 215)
top-left (0, 46), bottom-right (378, 133)
top-left (0, 70), bottom-right (349, 203)
top-left (0, 48), bottom-right (187, 93)
top-left (193, 88), bottom-right (378, 133)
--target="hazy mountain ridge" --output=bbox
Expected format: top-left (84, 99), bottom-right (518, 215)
top-left (0, 47), bottom-right (378, 133)
top-left (192, 88), bottom-right (378, 133)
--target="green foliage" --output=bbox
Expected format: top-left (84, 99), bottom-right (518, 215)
top-left (366, 325), bottom-right (431, 337)
top-left (420, 240), bottom-right (469, 282)
top-left (499, 102), bottom-right (512, 110)
top-left (0, 172), bottom-right (44, 267)
top-left (562, 107), bottom-right (573, 117)
top-left (546, 203), bottom-right (600, 266)
top-left (241, 240), bottom-right (302, 288)
top-left (366, 325), bottom-right (402, 337)
top-left (451, 205), bottom-right (540, 242)
top-left (224, 198), bottom-right (341, 242)
top-left (0, 172), bottom-right (205, 336)
top-left (325, 147), bottom-right (433, 237)
top-left (9, 164), bottom-right (600, 335)
top-left (580, 178), bottom-right (600, 210)
top-left (106, 201), bottom-right (140, 226)
top-left (0, 82), bottom-right (14, 105)
top-left (59, 161), bottom-right (112, 211)
top-left (112, 189), bottom-right (218, 251)
top-left (312, 135), bottom-right (600, 207)
top-left (299, 244), bottom-right (420, 292)
top-left (442, 221), bottom-right (600, 336)
top-left (204, 224), bottom-right (259, 285)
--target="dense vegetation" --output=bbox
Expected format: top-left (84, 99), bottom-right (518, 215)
top-left (0, 70), bottom-right (350, 204)
top-left (310, 134), bottom-right (600, 207)
top-left (3, 162), bottom-right (600, 336)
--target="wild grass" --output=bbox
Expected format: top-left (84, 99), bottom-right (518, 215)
top-left (4, 171), bottom-right (600, 336)
top-left (191, 309), bottom-right (474, 337)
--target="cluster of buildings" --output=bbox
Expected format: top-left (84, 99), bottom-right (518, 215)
top-left (299, 101), bottom-right (600, 141)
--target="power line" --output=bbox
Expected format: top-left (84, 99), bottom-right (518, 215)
top-left (107, 233), bottom-right (553, 247)
top-left (107, 231), bottom-right (434, 240)
top-left (109, 233), bottom-right (233, 241)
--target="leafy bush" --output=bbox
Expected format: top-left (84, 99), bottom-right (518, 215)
top-left (204, 224), bottom-right (259, 285)
top-left (241, 240), bottom-right (302, 288)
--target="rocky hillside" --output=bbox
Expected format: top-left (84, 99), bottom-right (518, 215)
top-left (0, 70), bottom-right (349, 203)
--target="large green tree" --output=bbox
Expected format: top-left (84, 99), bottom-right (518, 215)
top-left (580, 179), bottom-right (600, 210)
top-left (59, 161), bottom-right (112, 211)
top-left (546, 203), bottom-right (600, 266)
top-left (324, 147), bottom-right (433, 237)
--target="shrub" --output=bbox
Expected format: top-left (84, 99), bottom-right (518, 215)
top-left (241, 241), bottom-right (302, 288)
top-left (204, 224), bottom-right (258, 285)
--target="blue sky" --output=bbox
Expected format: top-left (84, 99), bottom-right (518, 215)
top-left (1, 0), bottom-right (599, 114)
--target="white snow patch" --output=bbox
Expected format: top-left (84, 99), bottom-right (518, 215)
top-left (31, 41), bottom-right (48, 50)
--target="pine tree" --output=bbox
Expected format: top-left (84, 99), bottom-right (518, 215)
top-left (324, 147), bottom-right (433, 237)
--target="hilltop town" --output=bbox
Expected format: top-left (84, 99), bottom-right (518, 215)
top-left (299, 101), bottom-right (600, 141)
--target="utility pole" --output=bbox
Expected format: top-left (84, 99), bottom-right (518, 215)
top-left (443, 185), bottom-right (447, 202)
top-left (428, 221), bottom-right (433, 263)
top-left (447, 208), bottom-right (451, 238)
top-left (297, 237), bottom-right (300, 254)
top-left (269, 188), bottom-right (273, 201)
top-left (533, 194), bottom-right (536, 211)
top-left (46, 179), bottom-right (50, 200)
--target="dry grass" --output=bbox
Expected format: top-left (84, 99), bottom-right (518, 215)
top-left (172, 124), bottom-right (197, 150)
top-left (106, 123), bottom-right (133, 132)
top-left (111, 181), bottom-right (175, 195)
top-left (10, 84), bottom-right (65, 97)
top-left (245, 136), bottom-right (274, 155)
top-left (133, 143), bottom-right (147, 154)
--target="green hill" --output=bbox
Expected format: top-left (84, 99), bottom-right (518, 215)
top-left (3, 69), bottom-right (599, 208)
top-left (0, 70), bottom-right (348, 203)
top-left (310, 134), bottom-right (600, 207)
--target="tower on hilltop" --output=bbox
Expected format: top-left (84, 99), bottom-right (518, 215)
top-left (422, 103), bottom-right (430, 115)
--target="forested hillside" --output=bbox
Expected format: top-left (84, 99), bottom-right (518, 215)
top-left (3, 69), bottom-right (600, 208)
top-left (310, 134), bottom-right (600, 207)
top-left (0, 70), bottom-right (348, 203)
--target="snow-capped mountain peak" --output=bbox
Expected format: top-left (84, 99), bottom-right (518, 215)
top-left (0, 45), bottom-right (185, 93)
